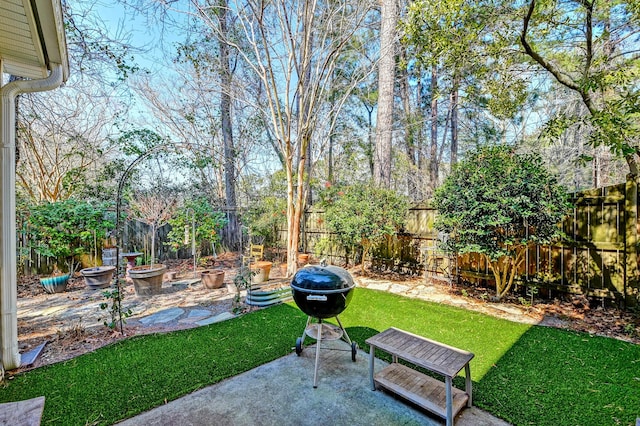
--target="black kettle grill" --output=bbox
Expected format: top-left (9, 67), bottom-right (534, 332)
top-left (291, 264), bottom-right (358, 388)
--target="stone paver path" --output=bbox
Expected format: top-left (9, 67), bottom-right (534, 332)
top-left (18, 277), bottom-right (240, 342)
top-left (18, 268), bottom-right (547, 362)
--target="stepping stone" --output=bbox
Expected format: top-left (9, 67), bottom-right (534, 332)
top-left (389, 284), bottom-right (410, 294)
top-left (178, 309), bottom-right (212, 324)
top-left (187, 309), bottom-right (213, 319)
top-left (196, 312), bottom-right (235, 326)
top-left (366, 283), bottom-right (390, 292)
top-left (0, 396), bottom-right (45, 426)
top-left (20, 342), bottom-right (46, 366)
top-left (139, 307), bottom-right (185, 325)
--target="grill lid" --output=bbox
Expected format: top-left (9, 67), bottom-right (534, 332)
top-left (291, 265), bottom-right (355, 293)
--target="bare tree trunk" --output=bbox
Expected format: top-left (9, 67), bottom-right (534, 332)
top-left (218, 0), bottom-right (240, 250)
top-left (287, 133), bottom-right (309, 276)
top-left (365, 104), bottom-right (374, 177)
top-left (428, 65), bottom-right (438, 196)
top-left (374, 0), bottom-right (397, 188)
top-left (416, 75), bottom-right (424, 171)
top-left (328, 106), bottom-right (335, 182)
top-left (450, 81), bottom-right (459, 168)
top-left (399, 59), bottom-right (416, 197)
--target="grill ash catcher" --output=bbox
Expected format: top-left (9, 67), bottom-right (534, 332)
top-left (290, 263), bottom-right (358, 388)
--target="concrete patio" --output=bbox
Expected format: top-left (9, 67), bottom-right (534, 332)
top-left (117, 339), bottom-right (510, 426)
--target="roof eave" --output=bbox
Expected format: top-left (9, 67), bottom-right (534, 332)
top-left (34, 0), bottom-right (70, 82)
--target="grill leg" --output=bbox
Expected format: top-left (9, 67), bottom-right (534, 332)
top-left (300, 316), bottom-right (312, 345)
top-left (335, 315), bottom-right (352, 345)
top-left (313, 319), bottom-right (322, 388)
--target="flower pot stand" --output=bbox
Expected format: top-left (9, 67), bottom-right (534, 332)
top-left (120, 252), bottom-right (143, 281)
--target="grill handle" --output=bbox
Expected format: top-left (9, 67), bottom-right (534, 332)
top-left (306, 294), bottom-right (327, 302)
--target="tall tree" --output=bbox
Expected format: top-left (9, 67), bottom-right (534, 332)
top-left (402, 0), bottom-right (529, 191)
top-left (374, 0), bottom-right (398, 188)
top-left (16, 90), bottom-right (116, 202)
top-left (216, 0), bottom-right (240, 250)
top-left (15, 0), bottom-right (138, 203)
top-left (188, 0), bottom-right (374, 275)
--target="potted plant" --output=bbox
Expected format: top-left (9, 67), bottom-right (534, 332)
top-left (80, 208), bottom-right (117, 289)
top-left (127, 190), bottom-right (176, 296)
top-left (27, 200), bottom-right (113, 294)
top-left (250, 261), bottom-right (272, 284)
top-left (81, 264), bottom-right (116, 290)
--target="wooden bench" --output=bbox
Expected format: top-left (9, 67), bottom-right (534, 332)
top-left (366, 328), bottom-right (474, 426)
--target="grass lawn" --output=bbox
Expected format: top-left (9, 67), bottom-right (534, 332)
top-left (1, 288), bottom-right (638, 425)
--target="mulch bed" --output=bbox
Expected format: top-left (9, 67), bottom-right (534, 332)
top-left (12, 256), bottom-right (640, 374)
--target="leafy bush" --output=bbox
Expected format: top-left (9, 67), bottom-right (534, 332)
top-left (319, 183), bottom-right (408, 268)
top-left (166, 197), bottom-right (227, 256)
top-left (241, 171), bottom-right (287, 247)
top-left (433, 145), bottom-right (571, 300)
top-left (26, 199), bottom-right (115, 274)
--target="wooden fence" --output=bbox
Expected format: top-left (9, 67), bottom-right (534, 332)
top-left (18, 177), bottom-right (640, 305)
top-left (299, 176), bottom-right (640, 306)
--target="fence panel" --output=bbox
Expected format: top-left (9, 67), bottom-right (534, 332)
top-left (297, 177), bottom-right (640, 305)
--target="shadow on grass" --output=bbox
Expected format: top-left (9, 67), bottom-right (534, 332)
top-left (474, 325), bottom-right (640, 426)
top-left (340, 288), bottom-right (640, 426)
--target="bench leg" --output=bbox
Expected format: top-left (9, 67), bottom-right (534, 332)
top-left (445, 376), bottom-right (453, 426)
top-left (369, 345), bottom-right (376, 390)
top-left (465, 363), bottom-right (472, 407)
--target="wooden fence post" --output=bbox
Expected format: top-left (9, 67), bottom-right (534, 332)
top-left (624, 174), bottom-right (639, 307)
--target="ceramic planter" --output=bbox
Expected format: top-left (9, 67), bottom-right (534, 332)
top-left (80, 265), bottom-right (116, 290)
top-left (40, 274), bottom-right (70, 294)
top-left (201, 270), bottom-right (225, 289)
top-left (129, 265), bottom-right (167, 296)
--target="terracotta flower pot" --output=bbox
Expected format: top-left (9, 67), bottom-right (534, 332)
top-left (251, 261), bottom-right (272, 284)
top-left (297, 253), bottom-right (310, 265)
top-left (201, 270), bottom-right (225, 289)
top-left (129, 265), bottom-right (167, 296)
top-left (80, 265), bottom-right (116, 290)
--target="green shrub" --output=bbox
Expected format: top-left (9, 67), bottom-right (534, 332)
top-left (433, 145), bottom-right (571, 300)
top-left (26, 199), bottom-right (115, 273)
top-left (166, 197), bottom-right (227, 256)
top-left (319, 183), bottom-right (408, 268)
